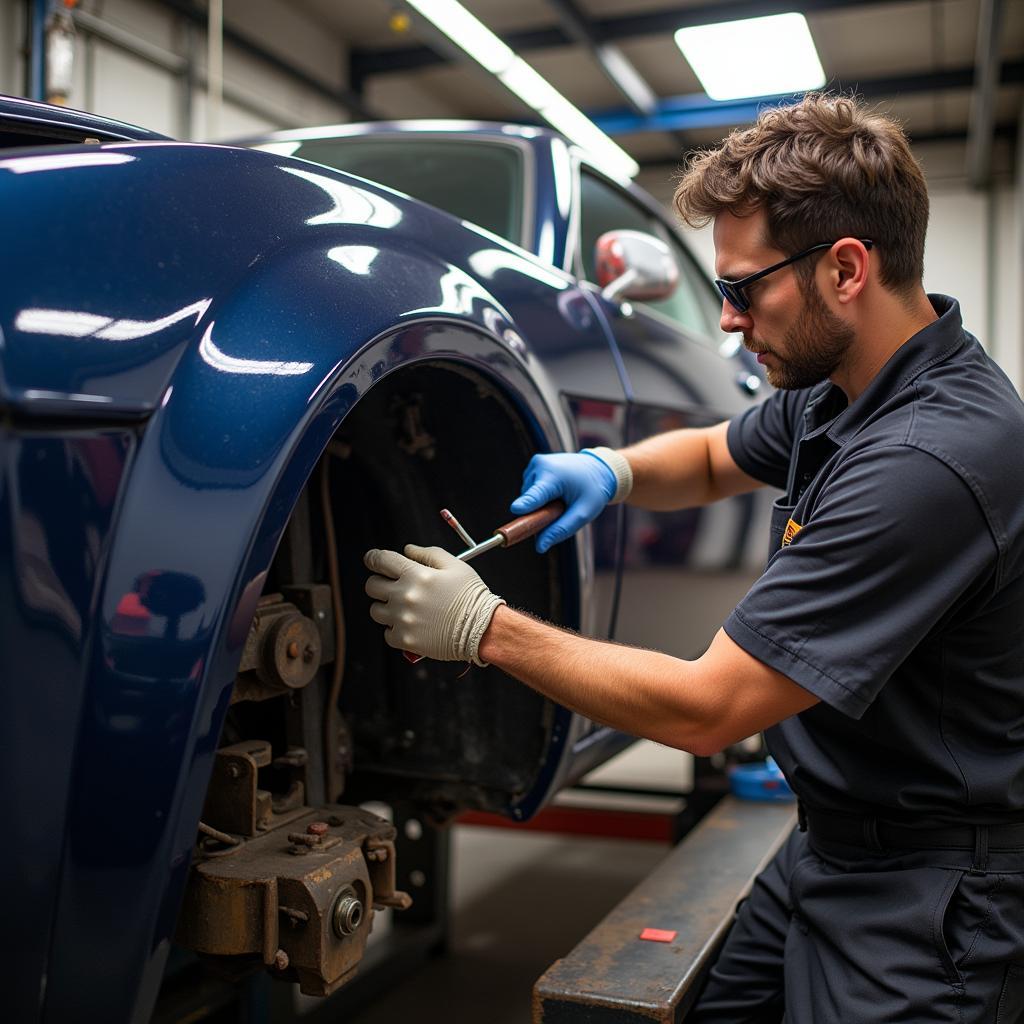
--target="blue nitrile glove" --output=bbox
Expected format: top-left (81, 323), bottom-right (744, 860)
top-left (511, 447), bottom-right (633, 553)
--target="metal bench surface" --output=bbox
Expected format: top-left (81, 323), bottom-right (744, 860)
top-left (533, 796), bottom-right (796, 1023)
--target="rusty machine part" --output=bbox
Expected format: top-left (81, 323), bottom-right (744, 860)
top-left (201, 741), bottom-right (312, 837)
top-left (177, 806), bottom-right (412, 997)
top-left (233, 585), bottom-right (334, 704)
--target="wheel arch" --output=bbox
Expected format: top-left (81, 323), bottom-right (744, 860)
top-left (46, 312), bottom-right (583, 1024)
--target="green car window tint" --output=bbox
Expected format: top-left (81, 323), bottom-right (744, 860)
top-left (579, 171), bottom-right (715, 343)
top-left (293, 138), bottom-right (523, 245)
top-left (578, 170), bottom-right (653, 282)
top-left (648, 227), bottom-right (720, 342)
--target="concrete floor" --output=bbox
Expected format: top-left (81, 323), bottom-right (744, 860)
top-left (331, 741), bottom-right (688, 1023)
top-left (344, 825), bottom-right (669, 1024)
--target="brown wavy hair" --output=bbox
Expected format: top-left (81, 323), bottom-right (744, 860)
top-left (673, 93), bottom-right (928, 295)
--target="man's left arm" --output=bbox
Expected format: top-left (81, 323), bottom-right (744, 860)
top-left (478, 609), bottom-right (818, 756)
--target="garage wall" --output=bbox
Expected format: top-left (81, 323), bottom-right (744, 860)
top-left (0, 0), bottom-right (351, 138)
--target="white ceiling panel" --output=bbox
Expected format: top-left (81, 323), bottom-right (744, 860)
top-left (615, 35), bottom-right (704, 98)
top-left (525, 45), bottom-right (630, 109)
top-left (283, 0), bottom-right (1021, 174)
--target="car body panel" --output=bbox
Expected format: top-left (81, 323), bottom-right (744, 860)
top-left (1, 136), bottom-right (631, 1023)
top-left (2, 110), bottom-right (765, 1023)
top-left (0, 94), bottom-right (168, 143)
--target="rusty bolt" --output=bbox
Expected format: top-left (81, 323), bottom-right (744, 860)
top-left (287, 640), bottom-right (300, 659)
top-left (287, 831), bottom-right (321, 846)
top-left (227, 763), bottom-right (241, 779)
top-left (303, 644), bottom-right (316, 663)
top-left (307, 821), bottom-right (329, 837)
top-left (273, 949), bottom-right (289, 971)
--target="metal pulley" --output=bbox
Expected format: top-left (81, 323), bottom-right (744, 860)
top-left (258, 612), bottom-right (322, 690)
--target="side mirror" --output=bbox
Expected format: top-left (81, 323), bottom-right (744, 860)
top-left (595, 230), bottom-right (679, 304)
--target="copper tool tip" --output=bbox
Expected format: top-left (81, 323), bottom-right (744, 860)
top-left (440, 509), bottom-right (455, 522)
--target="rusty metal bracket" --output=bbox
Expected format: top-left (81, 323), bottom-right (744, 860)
top-left (177, 806), bottom-right (412, 997)
top-left (201, 741), bottom-right (310, 838)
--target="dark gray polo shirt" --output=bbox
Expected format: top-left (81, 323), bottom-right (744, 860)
top-left (726, 295), bottom-right (1024, 824)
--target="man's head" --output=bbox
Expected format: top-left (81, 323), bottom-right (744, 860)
top-left (674, 93), bottom-right (930, 391)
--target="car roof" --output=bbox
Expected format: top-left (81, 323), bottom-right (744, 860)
top-left (230, 119), bottom-right (554, 148)
top-left (0, 94), bottom-right (169, 143)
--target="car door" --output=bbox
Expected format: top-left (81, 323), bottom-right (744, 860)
top-left (575, 164), bottom-right (769, 659)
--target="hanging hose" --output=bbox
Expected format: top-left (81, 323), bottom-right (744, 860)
top-left (320, 456), bottom-right (347, 802)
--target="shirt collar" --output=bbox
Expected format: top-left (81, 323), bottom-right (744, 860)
top-left (803, 294), bottom-right (966, 444)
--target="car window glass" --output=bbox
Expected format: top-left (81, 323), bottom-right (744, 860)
top-left (580, 170), bottom-right (721, 345)
top-left (288, 138), bottom-right (523, 245)
top-left (578, 170), bottom-right (653, 282)
top-left (648, 226), bottom-right (720, 341)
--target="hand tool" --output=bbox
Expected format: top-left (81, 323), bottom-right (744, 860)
top-left (401, 499), bottom-right (566, 663)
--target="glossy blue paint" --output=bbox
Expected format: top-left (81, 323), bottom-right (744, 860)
top-left (1, 137), bottom-right (630, 1023)
top-left (0, 428), bottom-right (136, 1024)
top-left (2, 113), bottom-right (765, 1023)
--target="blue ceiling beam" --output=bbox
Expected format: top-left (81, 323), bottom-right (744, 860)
top-left (592, 94), bottom-right (801, 136)
top-left (351, 0), bottom-right (927, 82)
top-left (589, 61), bottom-right (1024, 136)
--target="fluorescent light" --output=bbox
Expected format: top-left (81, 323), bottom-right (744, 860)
top-left (404, 0), bottom-right (638, 180)
top-left (675, 13), bottom-right (825, 102)
top-left (405, 0), bottom-right (513, 74)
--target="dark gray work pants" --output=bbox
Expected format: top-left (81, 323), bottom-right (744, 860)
top-left (689, 826), bottom-right (1024, 1023)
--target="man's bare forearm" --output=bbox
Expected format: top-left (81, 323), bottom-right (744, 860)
top-left (621, 421), bottom-right (761, 510)
top-left (478, 605), bottom-right (721, 755)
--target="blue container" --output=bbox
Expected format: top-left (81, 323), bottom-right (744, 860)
top-left (729, 757), bottom-right (796, 802)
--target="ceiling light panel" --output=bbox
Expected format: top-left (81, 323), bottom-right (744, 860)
top-left (404, 0), bottom-right (639, 180)
top-left (675, 13), bottom-right (826, 102)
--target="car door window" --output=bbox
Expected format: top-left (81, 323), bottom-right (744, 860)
top-left (649, 226), bottom-right (721, 341)
top-left (578, 170), bottom-right (715, 342)
top-left (579, 170), bottom-right (653, 282)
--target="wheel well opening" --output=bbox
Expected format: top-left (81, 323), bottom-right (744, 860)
top-left (270, 360), bottom-right (566, 815)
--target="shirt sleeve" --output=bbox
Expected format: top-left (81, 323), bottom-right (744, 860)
top-left (724, 444), bottom-right (997, 718)
top-left (727, 387), bottom-right (809, 490)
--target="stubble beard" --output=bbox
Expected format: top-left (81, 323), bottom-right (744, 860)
top-left (752, 283), bottom-right (855, 391)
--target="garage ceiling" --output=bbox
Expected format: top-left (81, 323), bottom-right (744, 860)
top-left (290, 0), bottom-right (1023, 176)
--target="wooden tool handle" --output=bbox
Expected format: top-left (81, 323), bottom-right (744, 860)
top-left (494, 499), bottom-right (567, 547)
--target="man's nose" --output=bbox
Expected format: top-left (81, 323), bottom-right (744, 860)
top-left (720, 300), bottom-right (753, 334)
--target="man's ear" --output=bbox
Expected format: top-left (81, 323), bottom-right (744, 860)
top-left (829, 238), bottom-right (871, 305)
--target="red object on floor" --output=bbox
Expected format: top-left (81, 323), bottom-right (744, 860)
top-left (456, 805), bottom-right (673, 841)
top-left (639, 927), bottom-right (677, 943)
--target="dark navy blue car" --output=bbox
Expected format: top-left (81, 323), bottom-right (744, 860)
top-left (0, 96), bottom-right (766, 1022)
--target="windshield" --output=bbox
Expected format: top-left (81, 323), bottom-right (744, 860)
top-left (274, 137), bottom-right (525, 246)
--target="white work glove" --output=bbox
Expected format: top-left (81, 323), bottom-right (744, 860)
top-left (364, 545), bottom-right (506, 666)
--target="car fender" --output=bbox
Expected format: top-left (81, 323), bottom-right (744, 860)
top-left (39, 243), bottom-right (583, 1024)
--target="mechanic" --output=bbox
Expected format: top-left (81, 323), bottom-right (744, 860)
top-left (364, 92), bottom-right (1024, 1021)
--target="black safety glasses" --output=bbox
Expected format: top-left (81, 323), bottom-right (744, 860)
top-left (715, 239), bottom-right (874, 314)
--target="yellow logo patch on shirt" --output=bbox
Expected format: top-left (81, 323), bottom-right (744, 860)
top-left (781, 518), bottom-right (803, 547)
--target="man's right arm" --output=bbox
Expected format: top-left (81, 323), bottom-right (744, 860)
top-left (511, 419), bottom-right (765, 551)
top-left (622, 420), bottom-right (763, 510)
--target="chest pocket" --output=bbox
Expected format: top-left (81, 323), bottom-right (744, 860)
top-left (768, 497), bottom-right (799, 564)
top-left (768, 432), bottom-right (841, 564)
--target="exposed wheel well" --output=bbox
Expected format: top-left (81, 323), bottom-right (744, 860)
top-left (265, 360), bottom-right (567, 815)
